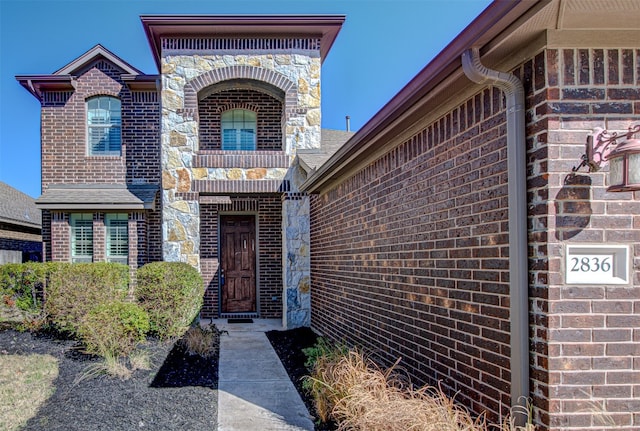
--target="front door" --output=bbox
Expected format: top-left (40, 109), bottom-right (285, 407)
top-left (220, 215), bottom-right (257, 314)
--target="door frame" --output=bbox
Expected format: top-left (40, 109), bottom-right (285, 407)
top-left (218, 212), bottom-right (259, 316)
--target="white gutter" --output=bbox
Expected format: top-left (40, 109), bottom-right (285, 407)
top-left (461, 47), bottom-right (529, 425)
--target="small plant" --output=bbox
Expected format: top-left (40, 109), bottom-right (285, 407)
top-left (78, 300), bottom-right (150, 358)
top-left (302, 338), bottom-right (351, 423)
top-left (180, 325), bottom-right (219, 358)
top-left (303, 341), bottom-right (535, 431)
top-left (302, 336), bottom-right (348, 370)
top-left (128, 349), bottom-right (152, 371)
top-left (135, 262), bottom-right (204, 340)
top-left (75, 352), bottom-right (132, 384)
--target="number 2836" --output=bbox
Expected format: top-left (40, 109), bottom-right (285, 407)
top-left (570, 256), bottom-right (611, 273)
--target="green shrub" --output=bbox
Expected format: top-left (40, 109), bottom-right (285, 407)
top-left (135, 262), bottom-right (204, 340)
top-left (78, 300), bottom-right (149, 358)
top-left (0, 262), bottom-right (58, 313)
top-left (0, 262), bottom-right (61, 329)
top-left (45, 262), bottom-right (129, 335)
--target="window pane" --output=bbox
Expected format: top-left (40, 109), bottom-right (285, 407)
top-left (221, 109), bottom-right (256, 151)
top-left (71, 213), bottom-right (93, 262)
top-left (87, 96), bottom-right (121, 155)
top-left (106, 214), bottom-right (128, 264)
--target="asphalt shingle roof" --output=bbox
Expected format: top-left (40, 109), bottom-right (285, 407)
top-left (298, 128), bottom-right (355, 172)
top-left (0, 181), bottom-right (41, 228)
top-left (36, 184), bottom-right (158, 210)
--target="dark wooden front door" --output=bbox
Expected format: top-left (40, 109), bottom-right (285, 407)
top-left (220, 215), bottom-right (257, 313)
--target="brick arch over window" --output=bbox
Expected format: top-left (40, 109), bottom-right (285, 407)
top-left (214, 102), bottom-right (260, 114)
top-left (183, 66), bottom-right (298, 117)
top-left (84, 91), bottom-right (121, 100)
top-left (198, 89), bottom-right (283, 151)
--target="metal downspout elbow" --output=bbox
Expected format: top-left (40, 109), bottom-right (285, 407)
top-left (461, 47), bottom-right (529, 426)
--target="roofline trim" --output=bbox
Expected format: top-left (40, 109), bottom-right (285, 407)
top-left (300, 0), bottom-right (539, 193)
top-left (141, 14), bottom-right (345, 71)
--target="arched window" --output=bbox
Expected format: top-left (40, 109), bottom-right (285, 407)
top-left (221, 109), bottom-right (256, 151)
top-left (87, 96), bottom-right (121, 155)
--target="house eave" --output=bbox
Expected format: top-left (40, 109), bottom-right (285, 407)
top-left (141, 14), bottom-right (346, 71)
top-left (15, 75), bottom-right (75, 100)
top-left (300, 0), bottom-right (538, 194)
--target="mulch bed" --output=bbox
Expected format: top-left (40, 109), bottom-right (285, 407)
top-left (0, 325), bottom-right (218, 431)
top-left (0, 323), bottom-right (335, 431)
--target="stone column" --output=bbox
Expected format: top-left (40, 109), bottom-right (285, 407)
top-left (160, 63), bottom-right (200, 269)
top-left (281, 193), bottom-right (311, 329)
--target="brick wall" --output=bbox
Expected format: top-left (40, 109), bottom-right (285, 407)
top-left (200, 196), bottom-right (283, 318)
top-left (524, 48), bottom-right (640, 430)
top-left (310, 85), bottom-right (512, 422)
top-left (198, 89), bottom-right (283, 151)
top-left (309, 45), bottom-right (640, 431)
top-left (41, 61), bottom-right (126, 188)
top-left (40, 59), bottom-right (162, 265)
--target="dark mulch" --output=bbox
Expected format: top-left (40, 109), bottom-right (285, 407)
top-left (266, 327), bottom-right (338, 431)
top-left (0, 324), bottom-right (219, 431)
top-left (1, 323), bottom-right (335, 431)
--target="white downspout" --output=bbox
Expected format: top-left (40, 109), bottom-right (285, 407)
top-left (461, 47), bottom-right (529, 425)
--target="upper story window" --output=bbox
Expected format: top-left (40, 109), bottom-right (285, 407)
top-left (221, 109), bottom-right (256, 151)
top-left (70, 213), bottom-right (93, 263)
top-left (87, 96), bottom-right (121, 155)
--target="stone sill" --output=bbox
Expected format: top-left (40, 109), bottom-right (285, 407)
top-left (194, 150), bottom-right (290, 168)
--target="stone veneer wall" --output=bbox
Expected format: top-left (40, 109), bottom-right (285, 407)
top-left (162, 52), bottom-right (321, 261)
top-left (282, 192), bottom-right (311, 328)
top-left (160, 42), bottom-right (321, 325)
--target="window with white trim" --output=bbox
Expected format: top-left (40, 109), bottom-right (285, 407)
top-left (105, 213), bottom-right (128, 264)
top-left (221, 109), bottom-right (256, 150)
top-left (70, 213), bottom-right (93, 263)
top-left (87, 96), bottom-right (121, 155)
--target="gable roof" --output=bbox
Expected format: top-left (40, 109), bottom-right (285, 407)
top-left (53, 44), bottom-right (142, 76)
top-left (0, 182), bottom-right (41, 229)
top-left (16, 44), bottom-right (157, 100)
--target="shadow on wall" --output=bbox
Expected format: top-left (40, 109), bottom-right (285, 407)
top-left (554, 173), bottom-right (593, 240)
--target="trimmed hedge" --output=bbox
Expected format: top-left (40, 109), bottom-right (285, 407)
top-left (136, 262), bottom-right (204, 340)
top-left (78, 300), bottom-right (150, 358)
top-left (45, 262), bottom-right (130, 335)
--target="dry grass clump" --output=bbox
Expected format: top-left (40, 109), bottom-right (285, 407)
top-left (180, 325), bottom-right (219, 358)
top-left (305, 346), bottom-right (533, 431)
top-left (0, 354), bottom-right (58, 431)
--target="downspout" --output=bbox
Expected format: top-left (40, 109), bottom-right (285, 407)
top-left (461, 47), bottom-right (529, 425)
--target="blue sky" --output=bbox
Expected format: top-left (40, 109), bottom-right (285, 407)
top-left (0, 0), bottom-right (492, 198)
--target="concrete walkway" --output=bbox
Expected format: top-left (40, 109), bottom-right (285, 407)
top-left (211, 319), bottom-right (314, 431)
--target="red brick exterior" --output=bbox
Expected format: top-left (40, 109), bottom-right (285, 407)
top-left (309, 47), bottom-right (640, 430)
top-left (200, 196), bottom-right (283, 319)
top-left (526, 48), bottom-right (640, 430)
top-left (310, 86), bottom-right (513, 422)
top-left (39, 59), bottom-right (162, 269)
top-left (199, 89), bottom-right (283, 151)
